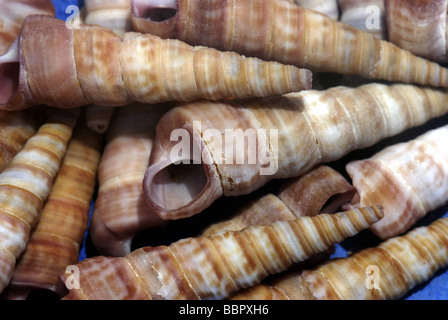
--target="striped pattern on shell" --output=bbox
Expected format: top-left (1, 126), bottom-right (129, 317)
top-left (131, 0), bottom-right (448, 88)
top-left (61, 206), bottom-right (384, 300)
top-left (231, 217), bottom-right (448, 300)
top-left (301, 217), bottom-right (448, 300)
top-left (346, 125), bottom-right (448, 239)
top-left (2, 117), bottom-right (102, 299)
top-left (0, 109), bottom-right (78, 293)
top-left (144, 83), bottom-right (448, 220)
top-left (0, 15), bottom-right (311, 110)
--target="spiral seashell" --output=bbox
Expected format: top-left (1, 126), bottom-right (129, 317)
top-left (60, 206), bottom-right (384, 300)
top-left (0, 109), bottom-right (79, 294)
top-left (144, 83), bottom-right (448, 220)
top-left (201, 165), bottom-right (355, 236)
top-left (0, 15), bottom-right (311, 111)
top-left (344, 124), bottom-right (448, 239)
top-left (131, 0), bottom-right (448, 88)
top-left (90, 103), bottom-right (169, 257)
top-left (232, 216), bottom-right (448, 300)
top-left (1, 115), bottom-right (102, 299)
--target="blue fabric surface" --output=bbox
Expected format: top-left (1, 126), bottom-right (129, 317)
top-left (50, 0), bottom-right (448, 300)
top-left (52, 0), bottom-right (82, 20)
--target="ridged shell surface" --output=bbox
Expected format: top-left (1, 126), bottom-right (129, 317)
top-left (61, 206), bottom-right (383, 300)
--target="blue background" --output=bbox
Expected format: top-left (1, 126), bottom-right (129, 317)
top-left (50, 0), bottom-right (448, 300)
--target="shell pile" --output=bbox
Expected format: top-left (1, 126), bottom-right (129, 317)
top-left (0, 0), bottom-right (447, 300)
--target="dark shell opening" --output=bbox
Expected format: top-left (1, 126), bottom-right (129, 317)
top-left (145, 7), bottom-right (177, 22)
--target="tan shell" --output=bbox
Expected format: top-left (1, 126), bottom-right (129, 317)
top-left (345, 125), bottom-right (448, 239)
top-left (90, 103), bottom-right (168, 257)
top-left (144, 83), bottom-right (448, 220)
top-left (1, 115), bottom-right (102, 299)
top-left (386, 0), bottom-right (448, 63)
top-left (0, 109), bottom-right (79, 294)
top-left (60, 206), bottom-right (384, 300)
top-left (231, 216), bottom-right (448, 300)
top-left (131, 0), bottom-right (448, 88)
top-left (0, 15), bottom-right (311, 111)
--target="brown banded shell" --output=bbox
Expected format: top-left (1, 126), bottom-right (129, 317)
top-left (1, 116), bottom-right (102, 299)
top-left (0, 15), bottom-right (311, 111)
top-left (0, 109), bottom-right (79, 293)
top-left (345, 125), bottom-right (448, 239)
top-left (255, 216), bottom-right (448, 300)
top-left (60, 206), bottom-right (384, 300)
top-left (144, 83), bottom-right (448, 220)
top-left (131, 0), bottom-right (448, 88)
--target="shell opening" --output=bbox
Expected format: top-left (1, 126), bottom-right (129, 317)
top-left (143, 125), bottom-right (224, 220)
top-left (149, 162), bottom-right (208, 211)
top-left (0, 39), bottom-right (20, 105)
top-left (0, 62), bottom-right (19, 105)
top-left (133, 0), bottom-right (178, 22)
top-left (145, 7), bottom-right (177, 22)
top-left (319, 188), bottom-right (357, 214)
